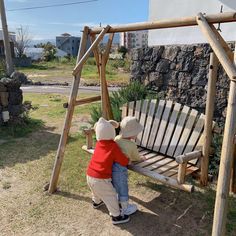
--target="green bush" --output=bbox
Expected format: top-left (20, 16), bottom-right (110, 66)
top-left (90, 81), bottom-right (153, 124)
top-left (209, 134), bottom-right (223, 176)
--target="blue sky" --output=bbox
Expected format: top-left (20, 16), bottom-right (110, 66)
top-left (5, 0), bottom-right (149, 40)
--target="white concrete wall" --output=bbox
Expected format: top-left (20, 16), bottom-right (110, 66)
top-left (148, 0), bottom-right (236, 46)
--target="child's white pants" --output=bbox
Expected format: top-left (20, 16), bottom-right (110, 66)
top-left (87, 175), bottom-right (120, 217)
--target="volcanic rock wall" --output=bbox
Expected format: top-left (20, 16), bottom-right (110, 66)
top-left (130, 44), bottom-right (233, 123)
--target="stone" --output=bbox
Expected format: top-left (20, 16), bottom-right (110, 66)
top-left (143, 47), bottom-right (153, 61)
top-left (155, 59), bottom-right (170, 73)
top-left (11, 71), bottom-right (29, 84)
top-left (151, 46), bottom-right (164, 63)
top-left (8, 90), bottom-right (23, 105)
top-left (162, 46), bottom-right (180, 61)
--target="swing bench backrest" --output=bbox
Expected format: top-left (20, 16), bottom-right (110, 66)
top-left (121, 99), bottom-right (205, 165)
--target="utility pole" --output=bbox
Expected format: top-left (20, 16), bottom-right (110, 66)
top-left (0, 0), bottom-right (14, 76)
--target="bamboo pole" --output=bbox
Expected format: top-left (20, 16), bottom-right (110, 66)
top-left (90, 34), bottom-right (100, 74)
top-left (90, 12), bottom-right (236, 34)
top-left (201, 53), bottom-right (218, 186)
top-left (48, 27), bottom-right (89, 194)
top-left (73, 25), bottom-right (110, 76)
top-left (99, 53), bottom-right (108, 119)
top-left (196, 13), bottom-right (236, 82)
top-left (212, 44), bottom-right (236, 236)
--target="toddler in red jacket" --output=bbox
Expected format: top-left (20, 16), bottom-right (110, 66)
top-left (86, 117), bottom-right (130, 225)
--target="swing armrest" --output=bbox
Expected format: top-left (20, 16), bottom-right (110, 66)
top-left (83, 128), bottom-right (95, 149)
top-left (175, 150), bottom-right (202, 164)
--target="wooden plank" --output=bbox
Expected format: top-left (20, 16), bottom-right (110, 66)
top-left (134, 155), bottom-right (165, 168)
top-left (139, 149), bottom-right (151, 156)
top-left (121, 104), bottom-right (128, 118)
top-left (136, 100), bottom-right (149, 145)
top-left (153, 160), bottom-right (178, 174)
top-left (167, 105), bottom-right (190, 157)
top-left (134, 100), bottom-right (142, 120)
top-left (141, 99), bottom-right (158, 147)
top-left (184, 114), bottom-right (205, 165)
top-left (174, 109), bottom-right (198, 157)
top-left (147, 100), bottom-right (165, 149)
top-left (160, 103), bottom-right (181, 155)
top-left (128, 101), bottom-right (135, 116)
top-left (153, 101), bottom-right (173, 152)
top-left (146, 158), bottom-right (174, 171)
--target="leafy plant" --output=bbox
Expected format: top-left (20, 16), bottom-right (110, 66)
top-left (90, 81), bottom-right (150, 124)
top-left (209, 134), bottom-right (223, 176)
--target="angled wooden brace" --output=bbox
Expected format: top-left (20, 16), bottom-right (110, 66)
top-left (196, 13), bottom-right (236, 81)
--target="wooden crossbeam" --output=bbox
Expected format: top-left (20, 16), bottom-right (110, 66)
top-left (74, 96), bottom-right (101, 106)
top-left (90, 12), bottom-right (236, 34)
top-left (196, 13), bottom-right (236, 82)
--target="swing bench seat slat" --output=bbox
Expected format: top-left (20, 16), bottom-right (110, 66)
top-left (82, 99), bottom-right (217, 192)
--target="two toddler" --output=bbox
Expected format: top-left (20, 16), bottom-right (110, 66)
top-left (86, 116), bottom-right (144, 224)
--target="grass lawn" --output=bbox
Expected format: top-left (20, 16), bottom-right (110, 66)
top-left (17, 58), bottom-right (130, 86)
top-left (0, 93), bottom-right (235, 235)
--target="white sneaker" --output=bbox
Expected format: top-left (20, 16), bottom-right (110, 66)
top-left (121, 203), bottom-right (138, 215)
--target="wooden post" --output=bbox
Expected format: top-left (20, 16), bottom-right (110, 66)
top-left (201, 53), bottom-right (218, 186)
top-left (212, 44), bottom-right (236, 236)
top-left (231, 145), bottom-right (236, 193)
top-left (0, 0), bottom-right (14, 75)
top-left (48, 27), bottom-right (89, 194)
top-left (177, 163), bottom-right (187, 184)
top-left (99, 53), bottom-right (107, 119)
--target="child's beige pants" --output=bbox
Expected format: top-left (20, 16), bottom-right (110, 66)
top-left (87, 175), bottom-right (120, 217)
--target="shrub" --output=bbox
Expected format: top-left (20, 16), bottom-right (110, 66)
top-left (90, 81), bottom-right (152, 124)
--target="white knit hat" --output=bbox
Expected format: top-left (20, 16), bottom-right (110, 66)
top-left (94, 117), bottom-right (119, 141)
top-left (120, 116), bottom-right (143, 138)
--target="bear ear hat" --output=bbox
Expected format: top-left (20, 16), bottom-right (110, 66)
top-left (93, 117), bottom-right (119, 129)
top-left (108, 120), bottom-right (119, 129)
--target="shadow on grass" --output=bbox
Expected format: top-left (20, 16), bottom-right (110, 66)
top-left (0, 122), bottom-right (79, 169)
top-left (55, 190), bottom-right (91, 203)
top-left (17, 64), bottom-right (56, 70)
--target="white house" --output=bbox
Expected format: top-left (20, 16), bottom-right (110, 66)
top-left (148, 0), bottom-right (236, 46)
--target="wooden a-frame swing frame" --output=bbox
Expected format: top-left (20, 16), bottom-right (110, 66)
top-left (48, 12), bottom-right (236, 235)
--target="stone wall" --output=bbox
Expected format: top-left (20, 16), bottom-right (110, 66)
top-left (130, 44), bottom-right (233, 123)
top-left (0, 72), bottom-right (25, 124)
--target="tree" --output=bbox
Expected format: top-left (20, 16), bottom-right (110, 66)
top-left (118, 46), bottom-right (128, 59)
top-left (13, 25), bottom-right (31, 58)
top-left (42, 42), bottom-right (56, 61)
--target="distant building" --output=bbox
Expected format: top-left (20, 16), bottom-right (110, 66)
top-left (120, 30), bottom-right (148, 50)
top-left (0, 30), bottom-right (15, 58)
top-left (56, 33), bottom-right (80, 57)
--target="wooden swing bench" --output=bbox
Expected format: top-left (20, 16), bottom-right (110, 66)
top-left (82, 99), bottom-right (218, 192)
